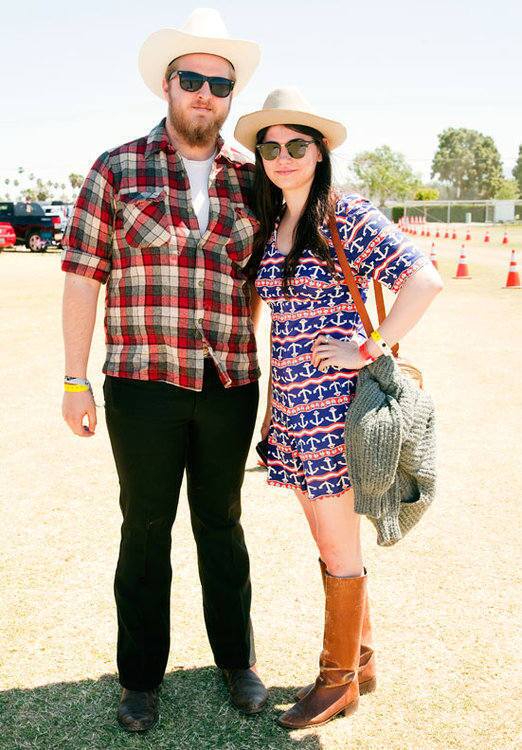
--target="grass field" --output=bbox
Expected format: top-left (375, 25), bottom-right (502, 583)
top-left (1, 229), bottom-right (521, 750)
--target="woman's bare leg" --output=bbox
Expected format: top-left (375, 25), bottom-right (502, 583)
top-left (294, 487), bottom-right (363, 577)
top-left (294, 487), bottom-right (319, 545)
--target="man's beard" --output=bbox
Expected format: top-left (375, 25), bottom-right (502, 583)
top-left (168, 101), bottom-right (228, 147)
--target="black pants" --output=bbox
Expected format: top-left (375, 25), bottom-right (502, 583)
top-left (103, 360), bottom-right (259, 691)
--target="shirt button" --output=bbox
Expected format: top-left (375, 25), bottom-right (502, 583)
top-left (198, 279), bottom-right (204, 288)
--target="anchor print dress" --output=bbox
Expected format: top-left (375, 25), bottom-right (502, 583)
top-left (254, 194), bottom-right (429, 501)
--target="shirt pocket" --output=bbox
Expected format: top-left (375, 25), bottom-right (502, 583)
top-left (225, 204), bottom-right (260, 269)
top-left (116, 189), bottom-right (171, 248)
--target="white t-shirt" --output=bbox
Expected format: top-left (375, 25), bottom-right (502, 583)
top-left (180, 152), bottom-right (215, 234)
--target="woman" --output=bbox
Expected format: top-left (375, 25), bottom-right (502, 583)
top-left (234, 88), bottom-right (443, 729)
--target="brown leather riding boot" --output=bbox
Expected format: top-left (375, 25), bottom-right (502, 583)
top-left (278, 569), bottom-right (366, 729)
top-left (295, 560), bottom-right (376, 700)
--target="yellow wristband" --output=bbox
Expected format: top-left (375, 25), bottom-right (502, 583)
top-left (64, 383), bottom-right (90, 393)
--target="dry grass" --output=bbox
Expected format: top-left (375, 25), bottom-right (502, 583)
top-left (1, 234), bottom-right (521, 749)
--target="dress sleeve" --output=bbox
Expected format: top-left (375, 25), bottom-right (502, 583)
top-left (336, 194), bottom-right (430, 293)
top-left (61, 151), bottom-right (115, 284)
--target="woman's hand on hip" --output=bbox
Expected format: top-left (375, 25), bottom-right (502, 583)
top-left (311, 334), bottom-right (365, 372)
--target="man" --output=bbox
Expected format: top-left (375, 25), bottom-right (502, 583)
top-left (61, 9), bottom-right (267, 732)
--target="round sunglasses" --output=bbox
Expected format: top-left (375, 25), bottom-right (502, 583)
top-left (168, 70), bottom-right (235, 98)
top-left (256, 138), bottom-right (317, 161)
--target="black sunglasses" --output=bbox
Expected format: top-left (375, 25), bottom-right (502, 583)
top-left (169, 70), bottom-right (235, 98)
top-left (256, 138), bottom-right (318, 161)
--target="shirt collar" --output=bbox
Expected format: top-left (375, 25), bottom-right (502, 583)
top-left (145, 117), bottom-right (236, 165)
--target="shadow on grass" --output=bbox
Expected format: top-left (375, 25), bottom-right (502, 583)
top-left (0, 667), bottom-right (324, 750)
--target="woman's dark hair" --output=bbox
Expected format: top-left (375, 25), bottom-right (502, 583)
top-left (246, 123), bottom-right (337, 295)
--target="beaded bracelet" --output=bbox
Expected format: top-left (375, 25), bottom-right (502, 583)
top-left (370, 330), bottom-right (392, 357)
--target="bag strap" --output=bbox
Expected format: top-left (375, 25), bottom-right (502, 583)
top-left (328, 213), bottom-right (399, 356)
top-left (373, 278), bottom-right (386, 326)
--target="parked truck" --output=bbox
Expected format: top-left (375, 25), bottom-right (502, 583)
top-left (41, 201), bottom-right (72, 233)
top-left (0, 201), bottom-right (63, 251)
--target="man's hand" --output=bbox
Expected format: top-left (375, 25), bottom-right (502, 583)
top-left (62, 391), bottom-right (97, 437)
top-left (62, 272), bottom-right (101, 437)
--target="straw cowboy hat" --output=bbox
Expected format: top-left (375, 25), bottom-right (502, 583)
top-left (234, 87), bottom-right (347, 152)
top-left (138, 8), bottom-right (261, 99)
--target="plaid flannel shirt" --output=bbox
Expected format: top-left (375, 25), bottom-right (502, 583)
top-left (61, 118), bottom-right (261, 391)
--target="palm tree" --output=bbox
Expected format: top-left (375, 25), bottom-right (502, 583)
top-left (69, 173), bottom-right (84, 190)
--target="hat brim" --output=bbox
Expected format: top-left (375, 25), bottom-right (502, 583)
top-left (139, 28), bottom-right (261, 99)
top-left (234, 108), bottom-right (347, 152)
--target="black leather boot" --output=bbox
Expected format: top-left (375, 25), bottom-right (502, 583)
top-left (221, 667), bottom-right (268, 714)
top-left (117, 687), bottom-right (159, 732)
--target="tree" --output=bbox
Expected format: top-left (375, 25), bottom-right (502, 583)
top-left (35, 179), bottom-right (51, 201)
top-left (494, 179), bottom-right (520, 199)
top-left (431, 128), bottom-right (503, 199)
top-left (69, 173), bottom-right (84, 190)
top-left (414, 187), bottom-right (439, 200)
top-left (512, 145), bottom-right (522, 195)
top-left (22, 188), bottom-right (38, 202)
top-left (350, 145), bottom-right (420, 206)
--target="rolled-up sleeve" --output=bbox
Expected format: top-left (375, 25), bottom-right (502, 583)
top-left (61, 151), bottom-right (114, 284)
top-left (340, 195), bottom-right (429, 293)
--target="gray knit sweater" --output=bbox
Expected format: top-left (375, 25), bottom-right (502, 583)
top-left (344, 354), bottom-right (436, 546)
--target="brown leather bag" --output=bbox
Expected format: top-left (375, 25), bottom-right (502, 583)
top-left (328, 214), bottom-right (423, 388)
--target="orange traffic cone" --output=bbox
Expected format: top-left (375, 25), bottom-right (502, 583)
top-left (465, 229), bottom-right (471, 241)
top-left (444, 228), bottom-right (449, 239)
top-left (430, 243), bottom-right (438, 269)
top-left (435, 227), bottom-right (440, 238)
top-left (502, 231), bottom-right (509, 245)
top-left (484, 230), bottom-right (490, 243)
top-left (504, 249), bottom-right (521, 288)
top-left (426, 226), bottom-right (431, 237)
top-left (451, 229), bottom-right (457, 240)
top-left (454, 245), bottom-right (471, 279)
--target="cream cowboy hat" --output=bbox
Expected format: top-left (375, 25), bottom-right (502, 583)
top-left (138, 8), bottom-right (261, 99)
top-left (234, 87), bottom-right (347, 152)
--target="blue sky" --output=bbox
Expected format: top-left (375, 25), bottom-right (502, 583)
top-left (2, 0), bottom-right (521, 191)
